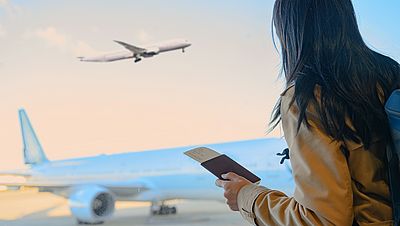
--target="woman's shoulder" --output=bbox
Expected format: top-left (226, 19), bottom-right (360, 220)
top-left (280, 83), bottom-right (323, 99)
top-left (279, 83), bottom-right (323, 130)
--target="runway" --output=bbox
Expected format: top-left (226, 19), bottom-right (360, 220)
top-left (0, 189), bottom-right (249, 226)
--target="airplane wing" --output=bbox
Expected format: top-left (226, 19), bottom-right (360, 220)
top-left (113, 40), bottom-right (146, 54)
top-left (0, 179), bottom-right (150, 198)
top-left (78, 41), bottom-right (148, 63)
top-left (0, 169), bottom-right (31, 177)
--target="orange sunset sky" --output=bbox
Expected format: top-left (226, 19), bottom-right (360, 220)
top-left (0, 0), bottom-right (399, 171)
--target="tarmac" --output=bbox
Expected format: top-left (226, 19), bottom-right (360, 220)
top-left (0, 189), bottom-right (249, 226)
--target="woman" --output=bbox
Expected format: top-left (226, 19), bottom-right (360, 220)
top-left (216, 0), bottom-right (400, 225)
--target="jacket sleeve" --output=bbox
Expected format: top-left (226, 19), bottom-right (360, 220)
top-left (237, 89), bottom-right (354, 226)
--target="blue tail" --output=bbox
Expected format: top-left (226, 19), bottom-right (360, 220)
top-left (19, 109), bottom-right (49, 165)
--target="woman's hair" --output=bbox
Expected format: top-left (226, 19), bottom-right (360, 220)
top-left (270, 0), bottom-right (400, 149)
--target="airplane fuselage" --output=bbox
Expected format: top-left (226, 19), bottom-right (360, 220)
top-left (79, 38), bottom-right (191, 62)
top-left (2, 110), bottom-right (294, 223)
top-left (152, 39), bottom-right (191, 54)
top-left (27, 138), bottom-right (294, 201)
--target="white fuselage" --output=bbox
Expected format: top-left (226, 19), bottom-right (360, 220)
top-left (150, 39), bottom-right (191, 53)
top-left (4, 109), bottom-right (293, 223)
top-left (80, 38), bottom-right (191, 62)
top-left (27, 138), bottom-right (294, 201)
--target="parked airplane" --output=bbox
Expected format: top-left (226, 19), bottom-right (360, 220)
top-left (78, 38), bottom-right (191, 63)
top-left (0, 109), bottom-right (294, 224)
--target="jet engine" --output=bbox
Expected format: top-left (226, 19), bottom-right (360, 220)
top-left (69, 185), bottom-right (115, 224)
top-left (143, 47), bottom-right (160, 57)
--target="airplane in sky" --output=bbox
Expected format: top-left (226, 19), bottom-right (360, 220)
top-left (78, 38), bottom-right (191, 63)
top-left (0, 109), bottom-right (294, 224)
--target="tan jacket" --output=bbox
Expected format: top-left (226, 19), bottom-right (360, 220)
top-left (238, 85), bottom-right (393, 226)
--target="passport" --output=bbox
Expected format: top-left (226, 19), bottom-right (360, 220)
top-left (184, 147), bottom-right (261, 183)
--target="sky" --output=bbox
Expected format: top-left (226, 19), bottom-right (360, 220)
top-left (0, 0), bottom-right (399, 170)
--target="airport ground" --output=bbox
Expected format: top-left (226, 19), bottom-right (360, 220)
top-left (0, 189), bottom-right (248, 226)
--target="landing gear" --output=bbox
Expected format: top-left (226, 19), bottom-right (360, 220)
top-left (182, 48), bottom-right (185, 53)
top-left (150, 202), bottom-right (177, 215)
top-left (134, 57), bottom-right (142, 63)
top-left (77, 220), bottom-right (104, 225)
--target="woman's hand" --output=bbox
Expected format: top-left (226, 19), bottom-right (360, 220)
top-left (215, 172), bottom-right (252, 211)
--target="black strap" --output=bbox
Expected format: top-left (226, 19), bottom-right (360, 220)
top-left (386, 144), bottom-right (400, 226)
top-left (341, 143), bottom-right (399, 225)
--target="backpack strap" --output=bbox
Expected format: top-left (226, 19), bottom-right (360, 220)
top-left (340, 141), bottom-right (399, 225)
top-left (385, 89), bottom-right (400, 226)
top-left (386, 143), bottom-right (400, 226)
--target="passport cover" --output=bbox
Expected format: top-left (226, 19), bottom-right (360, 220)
top-left (200, 154), bottom-right (261, 183)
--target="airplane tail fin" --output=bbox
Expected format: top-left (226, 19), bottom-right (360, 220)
top-left (19, 109), bottom-right (49, 165)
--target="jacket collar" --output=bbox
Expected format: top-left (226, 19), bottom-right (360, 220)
top-left (280, 82), bottom-right (295, 96)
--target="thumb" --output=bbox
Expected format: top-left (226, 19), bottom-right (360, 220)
top-left (221, 172), bottom-right (241, 181)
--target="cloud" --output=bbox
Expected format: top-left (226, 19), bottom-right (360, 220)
top-left (0, 0), bottom-right (22, 16)
top-left (33, 27), bottom-right (67, 49)
top-left (25, 27), bottom-right (157, 57)
top-left (0, 0), bottom-right (9, 6)
top-left (25, 26), bottom-right (101, 56)
top-left (73, 40), bottom-right (102, 56)
top-left (0, 24), bottom-right (6, 38)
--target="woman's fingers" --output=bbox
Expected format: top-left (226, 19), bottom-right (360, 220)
top-left (215, 179), bottom-right (226, 188)
top-left (216, 172), bottom-right (252, 212)
top-left (221, 172), bottom-right (240, 181)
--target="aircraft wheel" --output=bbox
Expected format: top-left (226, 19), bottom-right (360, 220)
top-left (77, 220), bottom-right (104, 225)
top-left (150, 204), bottom-right (177, 216)
top-left (171, 207), bottom-right (177, 214)
top-left (160, 206), bottom-right (168, 215)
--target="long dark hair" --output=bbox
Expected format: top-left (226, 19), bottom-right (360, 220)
top-left (270, 0), bottom-right (400, 149)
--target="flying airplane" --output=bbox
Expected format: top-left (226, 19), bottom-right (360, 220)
top-left (78, 38), bottom-right (191, 63)
top-left (0, 109), bottom-right (294, 224)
